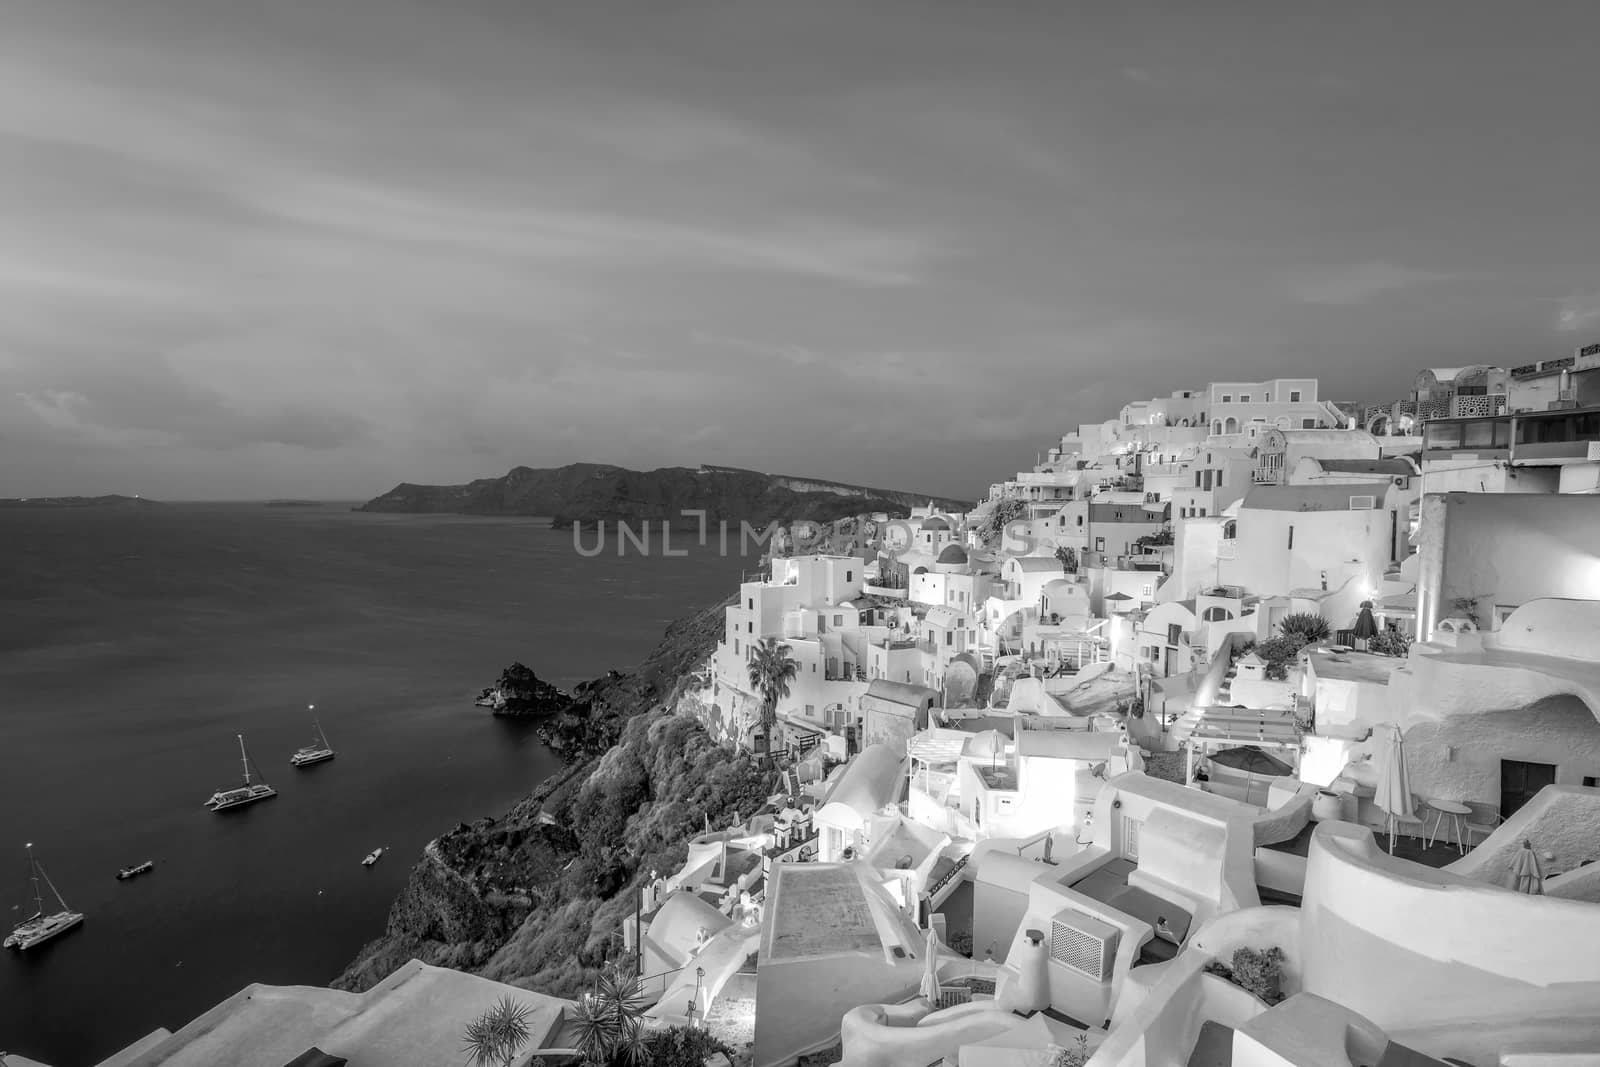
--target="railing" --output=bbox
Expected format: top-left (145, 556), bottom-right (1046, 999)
top-left (1252, 468), bottom-right (1278, 483)
top-left (926, 853), bottom-right (969, 899)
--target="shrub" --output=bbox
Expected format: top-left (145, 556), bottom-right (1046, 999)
top-left (948, 931), bottom-right (974, 958)
top-left (1278, 613), bottom-right (1331, 642)
top-left (1049, 1033), bottom-right (1092, 1067)
top-left (642, 1025), bottom-right (735, 1067)
top-left (1367, 629), bottom-right (1411, 657)
top-left (1255, 633), bottom-right (1308, 681)
top-left (1207, 947), bottom-right (1287, 1005)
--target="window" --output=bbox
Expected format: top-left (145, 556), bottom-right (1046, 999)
top-left (748, 621), bottom-right (754, 633)
top-left (833, 614), bottom-right (843, 626)
top-left (748, 598), bottom-right (754, 609)
top-left (1289, 390), bottom-right (1302, 402)
top-left (1287, 525), bottom-right (1295, 550)
top-left (1240, 393), bottom-right (1252, 403)
top-left (1264, 392), bottom-right (1271, 402)
top-left (1199, 508), bottom-right (1207, 517)
top-left (1095, 537), bottom-right (1105, 552)
top-left (811, 663), bottom-right (816, 672)
top-left (1168, 623), bottom-right (1182, 645)
top-left (945, 631), bottom-right (953, 646)
top-left (1302, 418), bottom-right (1317, 429)
top-left (734, 639), bottom-right (740, 656)
top-left (1222, 394), bottom-right (1233, 403)
top-left (1141, 584), bottom-right (1153, 597)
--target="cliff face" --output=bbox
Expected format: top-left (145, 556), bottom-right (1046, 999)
top-left (333, 594), bottom-right (766, 995)
top-left (357, 463), bottom-right (969, 526)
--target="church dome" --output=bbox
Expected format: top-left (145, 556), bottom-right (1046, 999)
top-left (936, 544), bottom-right (968, 565)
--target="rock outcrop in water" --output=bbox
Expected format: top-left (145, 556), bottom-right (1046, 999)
top-left (476, 663), bottom-right (571, 717)
top-left (357, 462), bottom-right (968, 527)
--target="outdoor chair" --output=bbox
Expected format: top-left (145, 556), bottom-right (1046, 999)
top-left (1392, 793), bottom-right (1428, 843)
top-left (1463, 802), bottom-right (1502, 847)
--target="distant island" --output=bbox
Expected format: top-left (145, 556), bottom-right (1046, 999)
top-left (265, 500), bottom-right (325, 507)
top-left (0, 494), bottom-right (158, 509)
top-left (357, 462), bottom-right (969, 527)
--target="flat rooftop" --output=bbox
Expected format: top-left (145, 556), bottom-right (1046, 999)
top-left (764, 866), bottom-right (884, 961)
top-left (1311, 649), bottom-right (1401, 685)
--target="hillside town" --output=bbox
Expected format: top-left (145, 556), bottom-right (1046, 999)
top-left (59, 346), bottom-right (1600, 1067)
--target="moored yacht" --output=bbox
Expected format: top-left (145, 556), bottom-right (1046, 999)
top-left (290, 705), bottom-right (335, 767)
top-left (207, 733), bottom-right (277, 812)
top-left (362, 847), bottom-right (386, 866)
top-left (116, 860), bottom-right (155, 881)
top-left (5, 844), bottom-right (84, 951)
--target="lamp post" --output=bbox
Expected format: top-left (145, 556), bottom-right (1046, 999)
top-left (691, 966), bottom-right (705, 1027)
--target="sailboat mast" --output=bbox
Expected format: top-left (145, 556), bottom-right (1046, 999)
top-left (36, 859), bottom-right (70, 912)
top-left (238, 733), bottom-right (251, 786)
top-left (26, 843), bottom-right (43, 917)
top-left (311, 704), bottom-right (326, 748)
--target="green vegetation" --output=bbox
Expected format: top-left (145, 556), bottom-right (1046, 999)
top-left (976, 498), bottom-right (1026, 547)
top-left (570, 962), bottom-right (647, 1065)
top-left (1278, 612), bottom-right (1331, 642)
top-left (1054, 545), bottom-right (1077, 573)
top-left (1049, 1033), bottom-right (1092, 1067)
top-left (638, 1026), bottom-right (735, 1067)
top-left (1367, 629), bottom-right (1411, 657)
top-left (747, 637), bottom-right (798, 753)
top-left (462, 995), bottom-right (535, 1067)
top-left (1256, 633), bottom-right (1307, 681)
top-left (1206, 946), bottom-right (1287, 1005)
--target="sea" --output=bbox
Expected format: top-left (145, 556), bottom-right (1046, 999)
top-left (0, 502), bottom-right (757, 1065)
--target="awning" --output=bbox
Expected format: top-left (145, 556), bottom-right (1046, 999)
top-left (1174, 707), bottom-right (1301, 748)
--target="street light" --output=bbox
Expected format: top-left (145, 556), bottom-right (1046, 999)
top-left (691, 966), bottom-right (706, 1027)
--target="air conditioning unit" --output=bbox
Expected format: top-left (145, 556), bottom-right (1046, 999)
top-left (1049, 909), bottom-right (1120, 981)
top-left (1348, 495), bottom-right (1377, 510)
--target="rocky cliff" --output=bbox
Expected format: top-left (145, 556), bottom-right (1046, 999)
top-left (333, 592), bottom-right (773, 996)
top-left (357, 462), bottom-right (969, 526)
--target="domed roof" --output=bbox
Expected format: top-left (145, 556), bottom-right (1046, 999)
top-left (936, 544), bottom-right (968, 564)
top-left (920, 516), bottom-right (951, 530)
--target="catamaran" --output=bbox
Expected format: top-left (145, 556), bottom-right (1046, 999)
top-left (290, 705), bottom-right (335, 767)
top-left (206, 733), bottom-right (278, 812)
top-left (5, 843), bottom-right (84, 951)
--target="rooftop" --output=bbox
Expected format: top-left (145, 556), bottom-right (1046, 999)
top-left (1310, 648), bottom-right (1402, 685)
top-left (1243, 483), bottom-right (1391, 512)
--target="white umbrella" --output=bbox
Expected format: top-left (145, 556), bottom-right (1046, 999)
top-left (920, 925), bottom-right (943, 1004)
top-left (1509, 840), bottom-right (1545, 895)
top-left (1373, 724), bottom-right (1415, 854)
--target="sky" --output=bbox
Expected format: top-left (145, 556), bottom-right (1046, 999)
top-left (5, 0), bottom-right (1600, 502)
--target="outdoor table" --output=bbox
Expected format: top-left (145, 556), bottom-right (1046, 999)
top-left (1425, 799), bottom-right (1473, 855)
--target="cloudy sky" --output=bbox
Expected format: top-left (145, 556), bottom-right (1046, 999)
top-left (5, 0), bottom-right (1599, 501)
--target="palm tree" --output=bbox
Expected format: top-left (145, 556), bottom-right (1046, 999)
top-left (570, 962), bottom-right (648, 1065)
top-left (463, 995), bottom-right (536, 1067)
top-left (746, 637), bottom-right (798, 755)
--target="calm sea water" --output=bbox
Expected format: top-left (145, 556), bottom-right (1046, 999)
top-left (0, 503), bottom-right (755, 1065)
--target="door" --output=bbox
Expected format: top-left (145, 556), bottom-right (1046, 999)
top-left (1500, 759), bottom-right (1557, 818)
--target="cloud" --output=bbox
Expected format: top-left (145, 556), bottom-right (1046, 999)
top-left (1556, 294), bottom-right (1600, 333)
top-left (1120, 67), bottom-right (1163, 86)
top-left (1288, 262), bottom-right (1460, 305)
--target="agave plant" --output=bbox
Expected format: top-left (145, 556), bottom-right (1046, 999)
top-left (570, 961), bottom-right (648, 1065)
top-left (1278, 612), bottom-right (1331, 642)
top-left (462, 995), bottom-right (535, 1067)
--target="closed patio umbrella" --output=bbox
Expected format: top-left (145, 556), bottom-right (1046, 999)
top-left (1509, 840), bottom-right (1545, 895)
top-left (920, 925), bottom-right (943, 1003)
top-left (1373, 724), bottom-right (1416, 854)
top-left (1353, 602), bottom-right (1379, 647)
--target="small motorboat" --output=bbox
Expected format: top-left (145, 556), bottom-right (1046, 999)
top-left (362, 848), bottom-right (385, 867)
top-left (116, 860), bottom-right (155, 881)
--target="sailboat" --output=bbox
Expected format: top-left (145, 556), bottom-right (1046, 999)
top-left (5, 843), bottom-right (85, 950)
top-left (206, 733), bottom-right (278, 812)
top-left (290, 705), bottom-right (335, 767)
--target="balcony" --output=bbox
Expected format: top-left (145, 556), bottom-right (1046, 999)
top-left (1252, 468), bottom-right (1279, 484)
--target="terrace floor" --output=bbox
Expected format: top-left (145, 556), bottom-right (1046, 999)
top-left (1265, 822), bottom-right (1464, 869)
